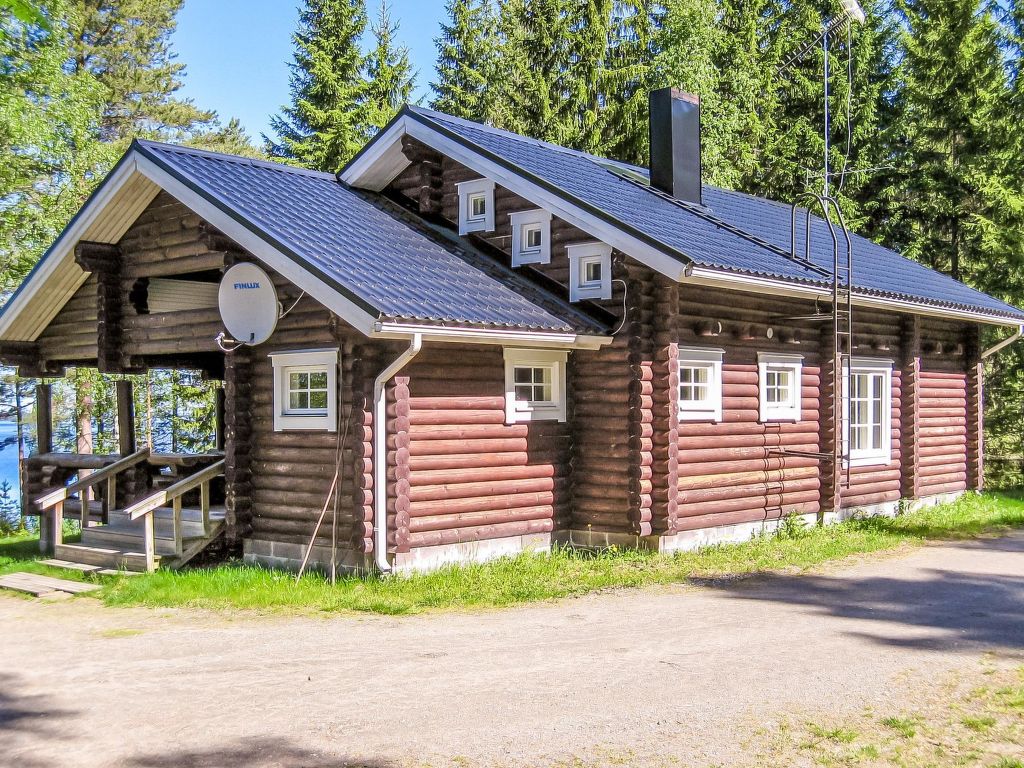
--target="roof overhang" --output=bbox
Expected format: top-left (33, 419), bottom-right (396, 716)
top-left (371, 321), bottom-right (611, 350)
top-left (685, 266), bottom-right (1024, 327)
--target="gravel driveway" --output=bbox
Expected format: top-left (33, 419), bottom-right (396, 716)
top-left (2, 533), bottom-right (1023, 768)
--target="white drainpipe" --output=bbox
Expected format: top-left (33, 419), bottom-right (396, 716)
top-left (373, 333), bottom-right (422, 574)
top-left (982, 324), bottom-right (1024, 359)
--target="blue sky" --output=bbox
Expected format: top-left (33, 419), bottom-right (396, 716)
top-left (172, 1), bottom-right (446, 145)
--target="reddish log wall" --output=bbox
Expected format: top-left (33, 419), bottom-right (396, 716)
top-left (394, 345), bottom-right (571, 549)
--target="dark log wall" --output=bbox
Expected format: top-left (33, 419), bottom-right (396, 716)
top-left (396, 345), bottom-right (571, 549)
top-left (674, 285), bottom-right (823, 531)
top-left (245, 270), bottom-right (375, 556)
top-left (37, 275), bottom-right (99, 362)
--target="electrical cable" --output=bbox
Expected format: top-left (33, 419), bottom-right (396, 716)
top-left (214, 332), bottom-right (245, 353)
top-left (278, 291), bottom-right (305, 320)
top-left (611, 278), bottom-right (628, 335)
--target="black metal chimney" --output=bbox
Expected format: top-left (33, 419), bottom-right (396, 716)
top-left (648, 88), bottom-right (702, 206)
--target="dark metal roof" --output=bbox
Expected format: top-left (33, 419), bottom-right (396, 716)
top-left (405, 105), bottom-right (1024, 322)
top-left (135, 140), bottom-right (607, 335)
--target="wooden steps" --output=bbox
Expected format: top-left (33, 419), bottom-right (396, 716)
top-left (37, 559), bottom-right (140, 576)
top-left (47, 506), bottom-right (226, 573)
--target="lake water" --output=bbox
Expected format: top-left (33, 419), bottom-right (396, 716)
top-left (0, 421), bottom-right (21, 502)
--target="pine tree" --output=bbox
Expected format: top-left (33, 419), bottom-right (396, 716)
top-left (432, 0), bottom-right (500, 123)
top-left (564, 0), bottom-right (614, 153)
top-left (596, 1), bottom-right (659, 164)
top-left (496, 0), bottom-right (573, 142)
top-left (68, 0), bottom-right (216, 144)
top-left (362, 1), bottom-right (415, 138)
top-left (268, 0), bottom-right (368, 171)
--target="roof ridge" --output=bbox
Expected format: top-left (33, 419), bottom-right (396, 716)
top-left (133, 139), bottom-right (339, 182)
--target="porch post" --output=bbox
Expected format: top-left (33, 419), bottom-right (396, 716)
top-left (35, 383), bottom-right (54, 553)
top-left (116, 379), bottom-right (136, 455)
top-left (214, 386), bottom-right (226, 452)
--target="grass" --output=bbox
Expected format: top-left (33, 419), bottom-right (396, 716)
top-left (743, 662), bottom-right (1024, 768)
top-left (2, 490), bottom-right (1024, 615)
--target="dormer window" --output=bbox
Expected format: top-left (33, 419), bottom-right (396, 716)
top-left (456, 178), bottom-right (495, 235)
top-left (510, 209), bottom-right (552, 266)
top-left (567, 242), bottom-right (612, 301)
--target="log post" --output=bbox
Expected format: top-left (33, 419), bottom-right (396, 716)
top-left (900, 315), bottom-right (922, 501)
top-left (965, 325), bottom-right (984, 491)
top-left (35, 383), bottom-right (52, 454)
top-left (116, 379), bottom-right (136, 456)
top-left (224, 347), bottom-right (253, 550)
top-left (390, 374), bottom-right (412, 553)
top-left (75, 241), bottom-right (140, 374)
top-left (214, 386), bottom-right (226, 452)
top-left (651, 279), bottom-right (679, 536)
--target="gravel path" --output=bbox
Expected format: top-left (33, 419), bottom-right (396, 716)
top-left (2, 533), bottom-right (1023, 768)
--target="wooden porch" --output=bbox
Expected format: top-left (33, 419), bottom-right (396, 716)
top-left (23, 379), bottom-right (229, 573)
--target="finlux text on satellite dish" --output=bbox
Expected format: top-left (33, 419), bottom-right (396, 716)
top-left (218, 263), bottom-right (279, 345)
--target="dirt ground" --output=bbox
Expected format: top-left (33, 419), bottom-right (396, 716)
top-left (2, 533), bottom-right (1022, 768)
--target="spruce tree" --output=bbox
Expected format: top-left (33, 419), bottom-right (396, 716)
top-left (268, 0), bottom-right (368, 171)
top-left (362, 1), bottom-right (414, 139)
top-left (432, 0), bottom-right (500, 123)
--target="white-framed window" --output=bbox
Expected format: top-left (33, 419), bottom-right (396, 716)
top-left (677, 347), bottom-right (724, 422)
top-left (844, 358), bottom-right (893, 467)
top-left (510, 209), bottom-right (552, 266)
top-left (567, 242), bottom-right (612, 302)
top-left (758, 352), bottom-right (803, 422)
top-left (270, 348), bottom-right (339, 431)
top-left (456, 178), bottom-right (495, 235)
top-left (503, 348), bottom-right (567, 423)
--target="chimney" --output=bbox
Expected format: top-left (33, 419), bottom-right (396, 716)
top-left (648, 88), bottom-right (702, 206)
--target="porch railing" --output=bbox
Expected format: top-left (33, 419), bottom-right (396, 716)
top-left (124, 459), bottom-right (225, 571)
top-left (34, 446), bottom-right (152, 549)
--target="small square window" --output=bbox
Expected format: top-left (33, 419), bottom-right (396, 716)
top-left (504, 348), bottom-right (567, 423)
top-left (567, 242), bottom-right (612, 301)
top-left (510, 209), bottom-right (552, 266)
top-left (468, 192), bottom-right (487, 220)
top-left (677, 348), bottom-right (723, 422)
top-left (457, 178), bottom-right (495, 234)
top-left (758, 353), bottom-right (803, 422)
top-left (271, 349), bottom-right (338, 431)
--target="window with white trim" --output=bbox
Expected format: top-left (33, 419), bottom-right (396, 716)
top-left (758, 352), bottom-right (803, 422)
top-left (510, 209), bottom-right (552, 266)
top-left (677, 347), bottom-right (724, 422)
top-left (456, 178), bottom-right (495, 235)
top-left (270, 349), bottom-right (339, 431)
top-left (503, 348), bottom-right (567, 423)
top-left (844, 358), bottom-right (893, 466)
top-left (567, 242), bottom-right (612, 302)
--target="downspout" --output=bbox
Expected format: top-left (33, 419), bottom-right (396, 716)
top-left (982, 324), bottom-right (1024, 359)
top-left (373, 333), bottom-right (423, 574)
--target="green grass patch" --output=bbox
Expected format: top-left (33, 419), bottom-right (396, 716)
top-left (3, 490), bottom-right (1024, 615)
top-left (881, 715), bottom-right (919, 739)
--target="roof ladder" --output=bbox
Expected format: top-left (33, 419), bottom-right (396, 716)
top-left (770, 192), bottom-right (854, 489)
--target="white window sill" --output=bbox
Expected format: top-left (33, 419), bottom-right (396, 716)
top-left (679, 409), bottom-right (722, 423)
top-left (847, 453), bottom-right (891, 468)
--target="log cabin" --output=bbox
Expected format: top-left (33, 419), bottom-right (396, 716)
top-left (2, 89), bottom-right (1022, 574)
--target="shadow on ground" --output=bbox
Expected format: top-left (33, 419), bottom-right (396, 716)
top-left (0, 672), bottom-right (79, 768)
top-left (705, 535), bottom-right (1024, 652)
top-left (125, 738), bottom-right (396, 768)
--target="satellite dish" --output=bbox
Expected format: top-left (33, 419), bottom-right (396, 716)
top-left (218, 263), bottom-right (278, 345)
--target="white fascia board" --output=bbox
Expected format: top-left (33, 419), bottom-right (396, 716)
top-left (135, 155), bottom-right (380, 338)
top-left (685, 266), bottom-right (1024, 327)
top-left (372, 321), bottom-right (611, 350)
top-left (343, 118), bottom-right (690, 283)
top-left (0, 156), bottom-right (143, 341)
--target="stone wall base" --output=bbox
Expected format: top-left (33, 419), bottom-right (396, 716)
top-left (243, 538), bottom-right (370, 574)
top-left (244, 491), bottom-right (967, 574)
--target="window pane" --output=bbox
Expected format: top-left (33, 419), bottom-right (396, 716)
top-left (289, 372), bottom-right (307, 390)
top-left (290, 391), bottom-right (308, 410)
top-left (309, 371), bottom-right (328, 389)
top-left (470, 194), bottom-right (486, 218)
top-left (514, 384), bottom-right (533, 402)
top-left (514, 366), bottom-right (532, 384)
top-left (584, 260), bottom-right (602, 283)
top-left (524, 225), bottom-right (541, 249)
top-left (309, 391), bottom-right (328, 409)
